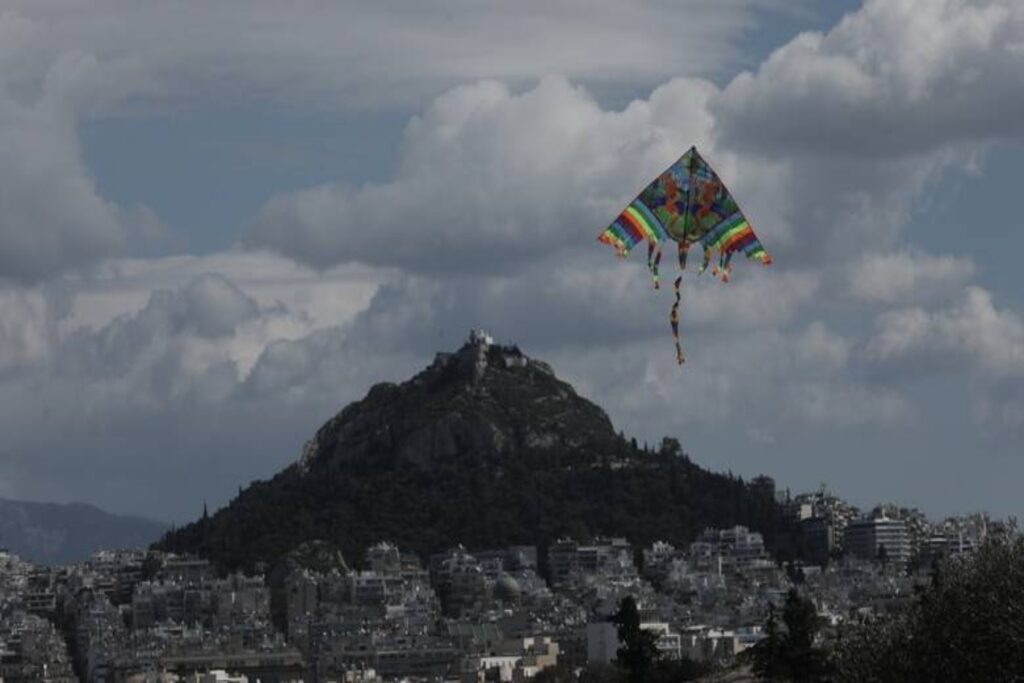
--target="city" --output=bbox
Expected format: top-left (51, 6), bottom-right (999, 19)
top-left (1, 478), bottom-right (1012, 682)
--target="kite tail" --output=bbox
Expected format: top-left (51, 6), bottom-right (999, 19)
top-left (647, 242), bottom-right (662, 289)
top-left (671, 275), bottom-right (684, 365)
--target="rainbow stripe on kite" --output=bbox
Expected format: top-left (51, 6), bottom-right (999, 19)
top-left (702, 211), bottom-right (771, 265)
top-left (597, 200), bottom-right (668, 256)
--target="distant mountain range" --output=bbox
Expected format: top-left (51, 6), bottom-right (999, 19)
top-left (158, 335), bottom-right (797, 572)
top-left (0, 497), bottom-right (167, 566)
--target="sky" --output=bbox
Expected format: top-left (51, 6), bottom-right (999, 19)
top-left (1, 0), bottom-right (1023, 525)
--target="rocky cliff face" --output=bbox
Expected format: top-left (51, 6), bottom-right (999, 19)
top-left (157, 334), bottom-right (793, 571)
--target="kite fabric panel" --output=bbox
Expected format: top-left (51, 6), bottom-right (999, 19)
top-left (598, 146), bottom-right (772, 365)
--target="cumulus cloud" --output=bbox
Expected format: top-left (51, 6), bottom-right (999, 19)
top-left (53, 275), bottom-right (262, 408)
top-left (251, 1), bottom-right (1024, 272)
top-left (248, 69), bottom-right (947, 274)
top-left (712, 0), bottom-right (1024, 158)
top-left (848, 250), bottom-right (976, 304)
top-left (0, 251), bottom-right (403, 519)
top-left (249, 76), bottom-right (719, 273)
top-left (701, 0), bottom-right (1024, 266)
top-left (865, 286), bottom-right (1024, 375)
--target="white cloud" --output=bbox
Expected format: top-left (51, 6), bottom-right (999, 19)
top-left (866, 286), bottom-right (1024, 375)
top-left (249, 76), bottom-right (720, 273)
top-left (0, 261), bottom-right (375, 413)
top-left (0, 252), bottom-right (401, 518)
top-left (53, 275), bottom-right (263, 409)
top-left (702, 0), bottom-right (1024, 263)
top-left (250, 1), bottom-right (1024, 273)
top-left (848, 250), bottom-right (976, 304)
top-left (712, 0), bottom-right (1024, 158)
top-left (863, 286), bottom-right (1024, 434)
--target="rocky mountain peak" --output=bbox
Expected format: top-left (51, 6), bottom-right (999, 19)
top-left (297, 330), bottom-right (616, 474)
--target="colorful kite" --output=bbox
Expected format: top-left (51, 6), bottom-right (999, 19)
top-left (598, 146), bottom-right (771, 364)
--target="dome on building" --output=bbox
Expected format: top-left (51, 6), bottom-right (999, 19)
top-left (494, 573), bottom-right (521, 602)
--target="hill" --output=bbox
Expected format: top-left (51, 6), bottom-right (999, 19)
top-left (0, 497), bottom-right (167, 566)
top-left (157, 333), bottom-right (795, 571)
